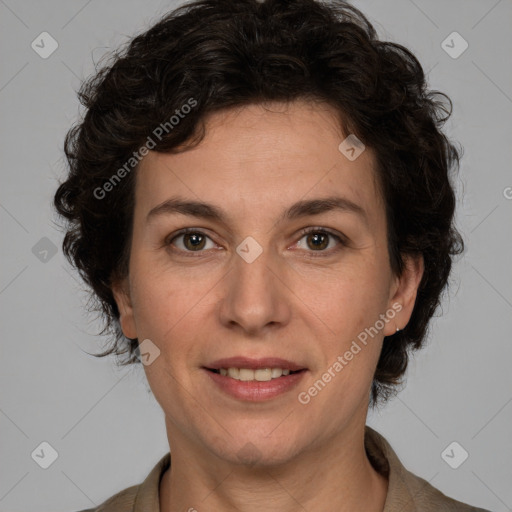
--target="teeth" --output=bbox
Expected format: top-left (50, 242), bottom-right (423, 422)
top-left (219, 367), bottom-right (296, 381)
top-left (271, 368), bottom-right (282, 378)
top-left (227, 368), bottom-right (240, 379)
top-left (254, 369), bottom-right (272, 381)
top-left (239, 368), bottom-right (254, 381)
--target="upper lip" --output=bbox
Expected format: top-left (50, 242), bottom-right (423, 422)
top-left (205, 357), bottom-right (307, 371)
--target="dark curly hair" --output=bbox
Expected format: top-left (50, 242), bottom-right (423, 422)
top-left (53, 0), bottom-right (464, 405)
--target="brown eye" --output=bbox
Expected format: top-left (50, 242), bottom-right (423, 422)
top-left (167, 229), bottom-right (216, 253)
top-left (183, 232), bottom-right (206, 251)
top-left (295, 228), bottom-right (345, 255)
top-left (305, 232), bottom-right (329, 250)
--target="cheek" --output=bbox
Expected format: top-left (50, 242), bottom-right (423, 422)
top-left (130, 262), bottom-right (204, 333)
top-left (129, 262), bottom-right (218, 374)
top-left (131, 270), bottom-right (205, 411)
top-left (292, 263), bottom-right (388, 339)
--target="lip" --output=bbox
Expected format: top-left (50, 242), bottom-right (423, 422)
top-left (204, 367), bottom-right (307, 401)
top-left (205, 357), bottom-right (306, 372)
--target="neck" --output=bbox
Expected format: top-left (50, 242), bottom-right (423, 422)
top-left (159, 419), bottom-right (388, 512)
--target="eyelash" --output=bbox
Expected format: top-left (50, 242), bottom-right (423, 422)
top-left (165, 227), bottom-right (346, 258)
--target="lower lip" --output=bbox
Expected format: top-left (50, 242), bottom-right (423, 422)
top-left (204, 369), bottom-right (307, 401)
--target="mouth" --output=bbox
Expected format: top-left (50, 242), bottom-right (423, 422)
top-left (205, 367), bottom-right (305, 381)
top-left (202, 357), bottom-right (308, 401)
top-left (204, 356), bottom-right (307, 378)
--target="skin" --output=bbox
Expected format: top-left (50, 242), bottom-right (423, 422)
top-left (112, 100), bottom-right (424, 512)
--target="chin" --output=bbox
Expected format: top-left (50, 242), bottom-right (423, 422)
top-left (203, 424), bottom-right (308, 468)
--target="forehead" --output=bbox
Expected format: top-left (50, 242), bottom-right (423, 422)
top-left (134, 101), bottom-right (383, 227)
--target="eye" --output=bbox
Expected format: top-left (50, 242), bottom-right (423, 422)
top-left (166, 227), bottom-right (346, 257)
top-left (166, 228), bottom-right (217, 254)
top-left (294, 227), bottom-right (346, 255)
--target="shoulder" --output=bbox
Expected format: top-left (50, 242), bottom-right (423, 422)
top-left (397, 467), bottom-right (491, 511)
top-left (364, 426), bottom-right (492, 512)
top-left (72, 483), bottom-right (139, 512)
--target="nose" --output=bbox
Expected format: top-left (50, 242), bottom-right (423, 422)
top-left (218, 242), bottom-right (291, 336)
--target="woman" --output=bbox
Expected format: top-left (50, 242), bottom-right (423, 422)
top-left (54, 0), bottom-right (490, 510)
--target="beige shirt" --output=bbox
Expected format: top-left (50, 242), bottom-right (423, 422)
top-left (76, 426), bottom-right (490, 511)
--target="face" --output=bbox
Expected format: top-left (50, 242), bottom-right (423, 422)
top-left (113, 100), bottom-right (423, 466)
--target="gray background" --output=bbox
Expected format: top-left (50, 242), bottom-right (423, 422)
top-left (1, 0), bottom-right (511, 510)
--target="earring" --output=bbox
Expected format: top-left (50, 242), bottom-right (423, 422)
top-left (396, 326), bottom-right (401, 333)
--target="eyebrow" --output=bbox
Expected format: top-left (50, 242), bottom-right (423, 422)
top-left (146, 195), bottom-right (368, 226)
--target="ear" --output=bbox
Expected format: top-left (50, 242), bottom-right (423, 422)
top-left (383, 254), bottom-right (424, 337)
top-left (111, 277), bottom-right (138, 339)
